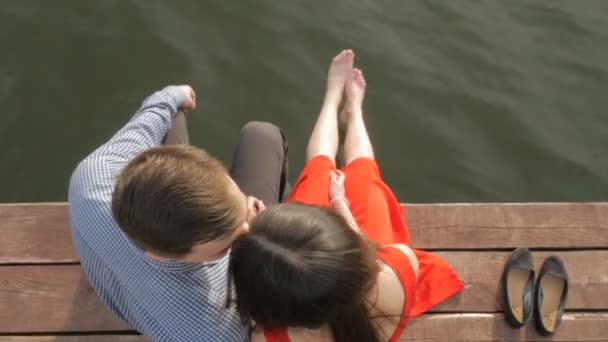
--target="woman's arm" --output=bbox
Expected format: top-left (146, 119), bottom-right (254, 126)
top-left (331, 197), bottom-right (361, 234)
top-left (329, 170), bottom-right (362, 234)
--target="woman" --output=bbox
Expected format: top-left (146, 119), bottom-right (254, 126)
top-left (229, 50), bottom-right (464, 342)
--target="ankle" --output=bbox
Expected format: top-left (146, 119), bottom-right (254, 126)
top-left (346, 107), bottom-right (363, 121)
top-left (324, 88), bottom-right (343, 104)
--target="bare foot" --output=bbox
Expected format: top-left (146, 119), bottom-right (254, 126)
top-left (344, 68), bottom-right (366, 117)
top-left (324, 49), bottom-right (355, 106)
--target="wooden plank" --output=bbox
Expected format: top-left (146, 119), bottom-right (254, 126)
top-left (1, 251), bottom-right (606, 332)
top-left (2, 202), bottom-right (608, 264)
top-left (0, 314), bottom-right (604, 342)
top-left (402, 312), bottom-right (608, 341)
top-left (406, 202), bottom-right (608, 249)
top-left (0, 337), bottom-right (147, 342)
top-left (0, 265), bottom-right (131, 333)
top-left (0, 203), bottom-right (76, 263)
top-left (433, 250), bottom-right (608, 312)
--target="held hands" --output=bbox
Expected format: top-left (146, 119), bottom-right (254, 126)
top-left (177, 85), bottom-right (196, 112)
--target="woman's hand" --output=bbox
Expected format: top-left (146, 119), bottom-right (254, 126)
top-left (329, 170), bottom-right (346, 201)
top-left (329, 170), bottom-right (361, 234)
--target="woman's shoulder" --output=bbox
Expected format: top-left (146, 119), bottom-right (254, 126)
top-left (372, 259), bottom-right (406, 314)
top-left (367, 261), bottom-right (406, 340)
top-left (370, 244), bottom-right (422, 338)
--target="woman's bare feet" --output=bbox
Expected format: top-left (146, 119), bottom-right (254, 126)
top-left (324, 49), bottom-right (355, 108)
top-left (306, 50), bottom-right (355, 162)
top-left (342, 68), bottom-right (373, 164)
top-left (342, 68), bottom-right (366, 124)
top-left (346, 68), bottom-right (366, 109)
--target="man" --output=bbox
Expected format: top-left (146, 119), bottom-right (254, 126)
top-left (68, 85), bottom-right (288, 341)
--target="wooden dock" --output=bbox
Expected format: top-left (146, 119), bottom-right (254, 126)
top-left (1, 202), bottom-right (607, 341)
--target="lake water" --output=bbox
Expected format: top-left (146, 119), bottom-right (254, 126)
top-left (1, 0), bottom-right (607, 203)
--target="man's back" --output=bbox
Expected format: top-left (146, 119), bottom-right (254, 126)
top-left (68, 87), bottom-right (248, 341)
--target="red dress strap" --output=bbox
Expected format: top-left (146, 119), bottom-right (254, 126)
top-left (376, 246), bottom-right (417, 342)
top-left (263, 327), bottom-right (291, 342)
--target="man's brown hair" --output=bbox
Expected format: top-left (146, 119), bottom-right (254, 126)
top-left (112, 145), bottom-right (243, 257)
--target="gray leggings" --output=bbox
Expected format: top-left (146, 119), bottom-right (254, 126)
top-left (163, 113), bottom-right (289, 206)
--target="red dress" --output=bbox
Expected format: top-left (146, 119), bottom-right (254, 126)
top-left (263, 156), bottom-right (464, 341)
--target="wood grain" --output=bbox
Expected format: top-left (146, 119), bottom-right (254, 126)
top-left (432, 250), bottom-right (608, 312)
top-left (406, 203), bottom-right (608, 249)
top-left (1, 202), bottom-right (607, 340)
top-left (0, 337), bottom-right (146, 342)
top-left (402, 312), bottom-right (608, 341)
top-left (0, 265), bottom-right (131, 332)
top-left (0, 203), bottom-right (76, 263)
top-left (1, 251), bottom-right (606, 332)
top-left (2, 203), bottom-right (607, 263)
top-left (0, 313), bottom-right (605, 341)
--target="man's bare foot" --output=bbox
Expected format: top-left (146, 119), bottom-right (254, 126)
top-left (324, 49), bottom-right (355, 106)
top-left (344, 68), bottom-right (366, 118)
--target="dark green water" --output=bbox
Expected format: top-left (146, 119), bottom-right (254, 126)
top-left (1, 0), bottom-right (607, 203)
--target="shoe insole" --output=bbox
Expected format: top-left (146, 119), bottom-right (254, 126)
top-left (540, 274), bottom-right (565, 332)
top-left (507, 269), bottom-right (530, 323)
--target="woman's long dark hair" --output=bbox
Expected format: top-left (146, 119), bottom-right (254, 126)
top-left (229, 202), bottom-right (381, 342)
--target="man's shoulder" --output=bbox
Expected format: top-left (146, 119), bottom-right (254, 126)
top-left (68, 152), bottom-right (117, 223)
top-left (68, 155), bottom-right (131, 268)
top-left (114, 259), bottom-right (248, 341)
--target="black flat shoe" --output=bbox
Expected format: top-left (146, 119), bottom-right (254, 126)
top-left (502, 247), bottom-right (535, 328)
top-left (535, 256), bottom-right (569, 336)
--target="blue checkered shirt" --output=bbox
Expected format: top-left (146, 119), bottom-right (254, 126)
top-left (68, 86), bottom-right (249, 342)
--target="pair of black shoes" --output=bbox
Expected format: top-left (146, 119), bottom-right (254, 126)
top-left (502, 247), bottom-right (569, 336)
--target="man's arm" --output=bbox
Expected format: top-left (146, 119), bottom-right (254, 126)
top-left (91, 85), bottom-right (194, 166)
top-left (68, 85), bottom-right (195, 238)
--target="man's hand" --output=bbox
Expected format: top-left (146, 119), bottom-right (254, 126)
top-left (177, 85), bottom-right (196, 112)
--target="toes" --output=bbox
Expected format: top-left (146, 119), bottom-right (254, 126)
top-left (358, 72), bottom-right (367, 86)
top-left (334, 49), bottom-right (355, 63)
top-left (350, 69), bottom-right (365, 85)
top-left (348, 70), bottom-right (358, 84)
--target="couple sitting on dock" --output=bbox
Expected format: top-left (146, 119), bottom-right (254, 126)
top-left (68, 50), bottom-right (463, 342)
